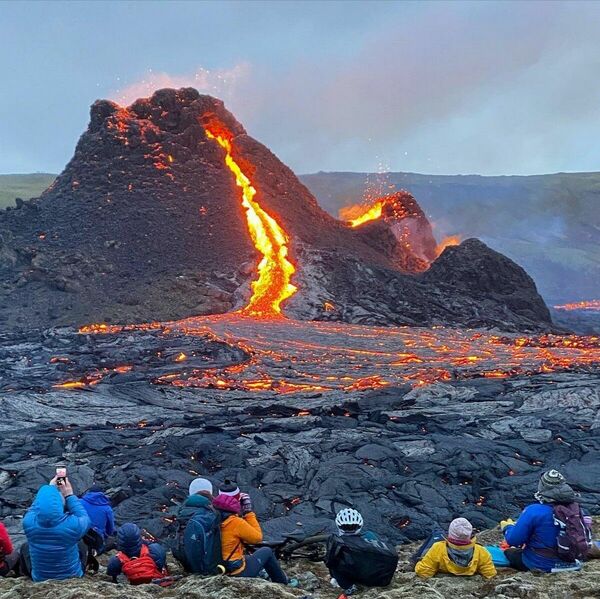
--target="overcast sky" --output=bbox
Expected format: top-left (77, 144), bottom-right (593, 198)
top-left (1, 0), bottom-right (599, 176)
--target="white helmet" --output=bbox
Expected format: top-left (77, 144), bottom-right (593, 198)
top-left (335, 508), bottom-right (364, 533)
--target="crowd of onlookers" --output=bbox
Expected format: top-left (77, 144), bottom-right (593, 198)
top-left (0, 469), bottom-right (596, 599)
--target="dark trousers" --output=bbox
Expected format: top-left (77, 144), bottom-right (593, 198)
top-left (0, 550), bottom-right (20, 577)
top-left (329, 567), bottom-right (354, 590)
top-left (239, 547), bottom-right (288, 584)
top-left (504, 548), bottom-right (528, 571)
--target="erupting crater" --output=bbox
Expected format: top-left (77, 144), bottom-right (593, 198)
top-left (0, 87), bottom-right (553, 332)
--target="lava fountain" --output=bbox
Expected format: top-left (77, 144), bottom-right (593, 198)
top-left (203, 125), bottom-right (297, 318)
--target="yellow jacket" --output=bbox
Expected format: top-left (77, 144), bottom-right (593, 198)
top-left (220, 512), bottom-right (263, 575)
top-left (415, 540), bottom-right (497, 579)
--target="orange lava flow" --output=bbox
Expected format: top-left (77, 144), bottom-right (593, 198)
top-left (204, 129), bottom-right (297, 317)
top-left (554, 300), bottom-right (600, 312)
top-left (345, 201), bottom-right (384, 227)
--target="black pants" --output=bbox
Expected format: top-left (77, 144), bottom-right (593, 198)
top-left (238, 547), bottom-right (288, 584)
top-left (0, 551), bottom-right (20, 577)
top-left (504, 548), bottom-right (528, 571)
top-left (330, 567), bottom-right (355, 590)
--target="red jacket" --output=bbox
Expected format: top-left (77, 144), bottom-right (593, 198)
top-left (0, 522), bottom-right (13, 557)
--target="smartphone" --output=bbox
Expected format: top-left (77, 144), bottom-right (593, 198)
top-left (56, 467), bottom-right (67, 485)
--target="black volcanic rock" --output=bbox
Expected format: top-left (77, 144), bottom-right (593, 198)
top-left (0, 88), bottom-right (552, 331)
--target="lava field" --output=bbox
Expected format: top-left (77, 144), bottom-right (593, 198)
top-left (1, 315), bottom-right (599, 548)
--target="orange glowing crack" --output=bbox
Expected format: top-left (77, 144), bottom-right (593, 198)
top-left (554, 300), bottom-right (600, 312)
top-left (204, 129), bottom-right (297, 317)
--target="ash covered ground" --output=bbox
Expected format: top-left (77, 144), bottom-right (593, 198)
top-left (1, 315), bottom-right (599, 551)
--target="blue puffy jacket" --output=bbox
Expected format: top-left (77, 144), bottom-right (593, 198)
top-left (81, 490), bottom-right (115, 540)
top-left (504, 503), bottom-right (559, 571)
top-left (23, 485), bottom-right (90, 582)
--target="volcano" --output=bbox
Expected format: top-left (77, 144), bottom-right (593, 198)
top-left (0, 88), bottom-right (550, 330)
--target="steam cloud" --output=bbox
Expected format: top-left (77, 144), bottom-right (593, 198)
top-left (111, 2), bottom-right (600, 176)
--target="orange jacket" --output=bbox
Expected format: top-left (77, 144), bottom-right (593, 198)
top-left (220, 512), bottom-right (263, 575)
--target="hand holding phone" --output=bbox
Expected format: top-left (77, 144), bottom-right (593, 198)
top-left (56, 467), bottom-right (67, 486)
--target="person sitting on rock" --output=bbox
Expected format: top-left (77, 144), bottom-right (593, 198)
top-left (0, 521), bottom-right (20, 577)
top-left (107, 523), bottom-right (167, 585)
top-left (80, 484), bottom-right (116, 552)
top-left (415, 518), bottom-right (496, 579)
top-left (213, 492), bottom-right (296, 586)
top-left (21, 476), bottom-right (91, 581)
top-left (502, 469), bottom-right (589, 572)
top-left (325, 508), bottom-right (398, 598)
top-left (172, 477), bottom-right (220, 573)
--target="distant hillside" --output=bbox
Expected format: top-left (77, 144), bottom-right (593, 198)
top-left (0, 173), bottom-right (55, 208)
top-left (300, 171), bottom-right (600, 304)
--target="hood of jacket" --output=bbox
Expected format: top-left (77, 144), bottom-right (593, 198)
top-left (446, 539), bottom-right (475, 568)
top-left (535, 482), bottom-right (576, 504)
top-left (184, 494), bottom-right (212, 509)
top-left (81, 491), bottom-right (111, 506)
top-left (32, 485), bottom-right (65, 527)
top-left (213, 494), bottom-right (241, 515)
top-left (117, 523), bottom-right (143, 557)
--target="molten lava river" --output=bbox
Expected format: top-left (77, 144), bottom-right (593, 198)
top-left (66, 315), bottom-right (599, 395)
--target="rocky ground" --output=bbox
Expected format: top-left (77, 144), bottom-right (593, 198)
top-left (1, 316), bottom-right (599, 551)
top-left (2, 521), bottom-right (600, 598)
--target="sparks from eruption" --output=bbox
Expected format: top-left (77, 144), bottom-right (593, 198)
top-left (203, 127), bottom-right (297, 318)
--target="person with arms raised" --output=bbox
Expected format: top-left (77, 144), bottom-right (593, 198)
top-left (22, 475), bottom-right (90, 581)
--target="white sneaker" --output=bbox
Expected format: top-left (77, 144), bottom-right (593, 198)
top-left (330, 577), bottom-right (340, 588)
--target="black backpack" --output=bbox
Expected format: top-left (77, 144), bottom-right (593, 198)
top-left (325, 534), bottom-right (398, 587)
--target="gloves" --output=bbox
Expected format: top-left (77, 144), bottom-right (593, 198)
top-left (500, 518), bottom-right (515, 531)
top-left (240, 492), bottom-right (253, 515)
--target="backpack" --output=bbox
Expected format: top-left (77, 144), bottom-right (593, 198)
top-left (325, 534), bottom-right (398, 587)
top-left (117, 545), bottom-right (164, 585)
top-left (176, 506), bottom-right (222, 575)
top-left (553, 503), bottom-right (591, 562)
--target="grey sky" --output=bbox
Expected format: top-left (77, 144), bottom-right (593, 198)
top-left (1, 0), bottom-right (599, 175)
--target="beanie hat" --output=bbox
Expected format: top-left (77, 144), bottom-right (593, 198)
top-left (219, 478), bottom-right (240, 497)
top-left (538, 469), bottom-right (565, 492)
top-left (213, 494), bottom-right (241, 515)
top-left (188, 477), bottom-right (213, 497)
top-left (535, 469), bottom-right (575, 504)
top-left (447, 518), bottom-right (473, 546)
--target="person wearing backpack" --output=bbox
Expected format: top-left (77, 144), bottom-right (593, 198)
top-left (107, 523), bottom-right (167, 584)
top-left (501, 469), bottom-right (590, 572)
top-left (80, 485), bottom-right (116, 550)
top-left (172, 477), bottom-right (223, 575)
top-left (0, 522), bottom-right (20, 577)
top-left (325, 508), bottom-right (398, 598)
top-left (213, 493), bottom-right (294, 585)
top-left (414, 518), bottom-right (496, 579)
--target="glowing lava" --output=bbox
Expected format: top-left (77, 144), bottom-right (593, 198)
top-left (346, 201), bottom-right (384, 227)
top-left (204, 127), bottom-right (296, 318)
top-left (554, 300), bottom-right (600, 312)
top-left (436, 235), bottom-right (461, 257)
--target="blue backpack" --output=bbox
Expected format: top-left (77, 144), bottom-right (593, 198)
top-left (180, 507), bottom-right (222, 575)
